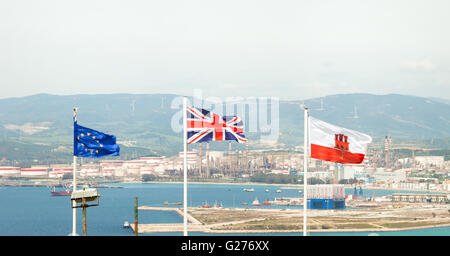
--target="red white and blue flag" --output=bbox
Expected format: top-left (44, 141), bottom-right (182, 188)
top-left (186, 106), bottom-right (247, 144)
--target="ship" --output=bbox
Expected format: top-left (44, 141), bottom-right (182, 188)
top-left (251, 198), bottom-right (272, 206)
top-left (243, 188), bottom-right (254, 192)
top-left (50, 186), bottom-right (72, 196)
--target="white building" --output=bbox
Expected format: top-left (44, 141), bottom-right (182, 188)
top-left (307, 171), bottom-right (332, 180)
top-left (270, 169), bottom-right (290, 175)
top-left (99, 160), bottom-right (124, 177)
top-left (80, 165), bottom-right (100, 177)
top-left (373, 169), bottom-right (407, 183)
top-left (343, 164), bottom-right (365, 180)
top-left (414, 156), bottom-right (445, 167)
top-left (140, 157), bottom-right (165, 164)
top-left (178, 152), bottom-right (198, 167)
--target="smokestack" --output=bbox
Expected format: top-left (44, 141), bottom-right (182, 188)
top-left (198, 143), bottom-right (202, 177)
top-left (206, 143), bottom-right (210, 178)
top-left (385, 136), bottom-right (389, 167)
top-left (228, 142), bottom-right (232, 174)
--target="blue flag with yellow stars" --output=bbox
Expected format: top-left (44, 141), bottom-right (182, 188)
top-left (74, 121), bottom-right (120, 158)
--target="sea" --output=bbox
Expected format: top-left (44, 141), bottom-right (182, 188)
top-left (0, 182), bottom-right (448, 236)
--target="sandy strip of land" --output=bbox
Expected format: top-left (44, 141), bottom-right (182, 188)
top-left (133, 203), bottom-right (450, 234)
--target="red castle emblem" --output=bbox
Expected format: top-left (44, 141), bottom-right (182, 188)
top-left (334, 134), bottom-right (349, 159)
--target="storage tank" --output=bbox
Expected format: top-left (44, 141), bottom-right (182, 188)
top-left (21, 166), bottom-right (49, 177)
top-left (0, 166), bottom-right (21, 176)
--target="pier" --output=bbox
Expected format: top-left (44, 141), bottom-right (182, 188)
top-left (133, 206), bottom-right (204, 233)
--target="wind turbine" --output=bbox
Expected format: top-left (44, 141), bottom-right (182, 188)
top-left (352, 105), bottom-right (359, 119)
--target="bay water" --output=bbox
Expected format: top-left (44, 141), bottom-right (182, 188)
top-left (0, 182), bottom-right (448, 236)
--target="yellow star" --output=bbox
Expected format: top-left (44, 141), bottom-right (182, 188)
top-left (87, 133), bottom-right (90, 136)
top-left (85, 148), bottom-right (88, 152)
top-left (77, 136), bottom-right (80, 140)
top-left (92, 136), bottom-right (96, 139)
top-left (81, 133), bottom-right (84, 137)
top-left (100, 144), bottom-right (103, 147)
top-left (96, 150), bottom-right (99, 153)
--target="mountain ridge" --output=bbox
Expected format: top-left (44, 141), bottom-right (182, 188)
top-left (0, 93), bottom-right (448, 160)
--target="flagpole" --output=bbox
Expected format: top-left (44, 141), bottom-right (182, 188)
top-left (71, 107), bottom-right (78, 236)
top-left (303, 106), bottom-right (309, 236)
top-left (183, 96), bottom-right (188, 236)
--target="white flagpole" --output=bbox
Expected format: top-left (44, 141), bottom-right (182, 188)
top-left (71, 107), bottom-right (78, 236)
top-left (183, 96), bottom-right (188, 236)
top-left (303, 106), bottom-right (309, 236)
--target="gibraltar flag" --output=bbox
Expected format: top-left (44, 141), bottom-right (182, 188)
top-left (309, 116), bottom-right (372, 164)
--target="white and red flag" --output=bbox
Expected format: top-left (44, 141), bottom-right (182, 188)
top-left (309, 116), bottom-right (372, 164)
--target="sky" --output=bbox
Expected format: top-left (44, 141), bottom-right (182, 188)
top-left (0, 0), bottom-right (449, 100)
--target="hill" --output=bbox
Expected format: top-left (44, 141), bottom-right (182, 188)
top-left (0, 93), bottom-right (449, 162)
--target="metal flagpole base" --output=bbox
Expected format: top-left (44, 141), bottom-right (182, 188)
top-left (67, 232), bottom-right (79, 236)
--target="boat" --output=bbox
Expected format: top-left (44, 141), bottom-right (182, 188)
top-left (50, 186), bottom-right (72, 196)
top-left (123, 221), bottom-right (130, 228)
top-left (276, 189), bottom-right (282, 193)
top-left (243, 188), bottom-right (254, 192)
top-left (213, 201), bottom-right (223, 208)
top-left (265, 189), bottom-right (269, 192)
top-left (251, 198), bottom-right (272, 206)
top-left (241, 202), bottom-right (248, 205)
top-left (163, 201), bottom-right (182, 205)
top-left (198, 202), bottom-right (212, 208)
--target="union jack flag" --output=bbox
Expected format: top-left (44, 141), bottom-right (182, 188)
top-left (186, 106), bottom-right (247, 144)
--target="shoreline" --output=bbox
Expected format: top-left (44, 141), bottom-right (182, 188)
top-left (204, 223), bottom-right (450, 234)
top-left (2, 178), bottom-right (447, 194)
top-left (136, 220), bottom-right (450, 234)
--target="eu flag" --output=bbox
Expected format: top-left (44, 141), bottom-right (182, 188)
top-left (74, 122), bottom-right (120, 158)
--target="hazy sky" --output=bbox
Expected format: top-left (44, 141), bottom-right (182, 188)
top-left (1, 0), bottom-right (449, 100)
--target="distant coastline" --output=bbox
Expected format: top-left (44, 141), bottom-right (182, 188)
top-left (126, 180), bottom-right (449, 193)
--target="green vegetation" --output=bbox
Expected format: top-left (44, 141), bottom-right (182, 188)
top-left (334, 223), bottom-right (380, 229)
top-left (250, 173), bottom-right (300, 184)
top-left (142, 174), bottom-right (158, 182)
top-left (0, 139), bottom-right (158, 166)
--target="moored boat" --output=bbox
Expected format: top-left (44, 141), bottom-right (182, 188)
top-left (198, 202), bottom-right (212, 208)
top-left (50, 186), bottom-right (72, 196)
top-left (163, 201), bottom-right (182, 205)
top-left (251, 198), bottom-right (272, 206)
